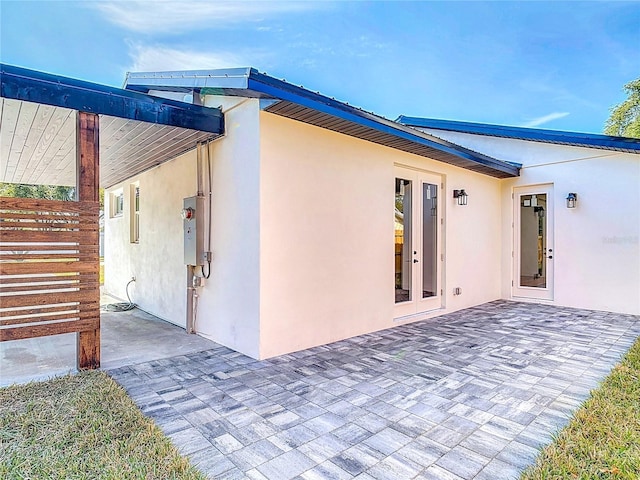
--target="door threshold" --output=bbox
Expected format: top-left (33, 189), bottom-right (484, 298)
top-left (394, 307), bottom-right (444, 324)
top-left (510, 296), bottom-right (555, 304)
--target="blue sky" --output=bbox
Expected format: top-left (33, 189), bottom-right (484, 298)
top-left (2, 1), bottom-right (639, 133)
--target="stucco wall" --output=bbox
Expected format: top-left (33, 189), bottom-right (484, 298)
top-left (104, 151), bottom-right (195, 326)
top-left (258, 112), bottom-right (503, 358)
top-left (194, 97), bottom-right (262, 358)
top-left (104, 97), bottom-right (263, 358)
top-left (421, 129), bottom-right (640, 315)
top-left (504, 152), bottom-right (640, 315)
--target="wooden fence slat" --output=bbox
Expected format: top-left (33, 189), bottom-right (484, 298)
top-left (0, 220), bottom-right (98, 231)
top-left (0, 244), bottom-right (99, 252)
top-left (0, 196), bottom-right (99, 214)
top-left (0, 316), bottom-right (99, 341)
top-left (0, 212), bottom-right (96, 223)
top-left (0, 281), bottom-right (99, 294)
top-left (0, 273), bottom-right (95, 284)
top-left (0, 309), bottom-right (100, 326)
top-left (0, 230), bottom-right (98, 243)
top-left (0, 302), bottom-right (98, 318)
top-left (0, 253), bottom-right (96, 261)
top-left (0, 303), bottom-right (81, 317)
top-left (1, 290), bottom-right (99, 308)
top-left (0, 261), bottom-right (98, 276)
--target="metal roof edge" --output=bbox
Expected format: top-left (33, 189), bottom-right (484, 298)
top-left (118, 67), bottom-right (519, 176)
top-left (124, 68), bottom-right (253, 93)
top-left (246, 72), bottom-right (519, 177)
top-left (397, 116), bottom-right (640, 153)
top-left (1, 63), bottom-right (224, 135)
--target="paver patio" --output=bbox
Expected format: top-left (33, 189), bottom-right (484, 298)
top-left (107, 300), bottom-right (640, 479)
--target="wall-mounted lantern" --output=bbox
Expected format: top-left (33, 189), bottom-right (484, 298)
top-left (566, 193), bottom-right (577, 209)
top-left (453, 189), bottom-right (468, 206)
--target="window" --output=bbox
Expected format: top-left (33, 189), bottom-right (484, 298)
top-left (110, 190), bottom-right (123, 218)
top-left (130, 183), bottom-right (140, 243)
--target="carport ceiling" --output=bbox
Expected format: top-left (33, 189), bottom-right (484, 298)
top-left (1, 98), bottom-right (216, 188)
top-left (1, 64), bottom-right (224, 189)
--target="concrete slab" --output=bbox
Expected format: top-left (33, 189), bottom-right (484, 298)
top-left (0, 300), bottom-right (216, 386)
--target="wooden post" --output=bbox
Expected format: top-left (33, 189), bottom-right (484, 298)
top-left (76, 111), bottom-right (101, 370)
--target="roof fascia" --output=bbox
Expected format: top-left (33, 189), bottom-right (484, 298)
top-left (120, 68), bottom-right (520, 176)
top-left (1, 64), bottom-right (224, 135)
top-left (247, 73), bottom-right (520, 176)
top-left (397, 116), bottom-right (640, 153)
top-left (124, 68), bottom-right (252, 94)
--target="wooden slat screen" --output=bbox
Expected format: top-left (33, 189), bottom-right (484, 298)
top-left (0, 196), bottom-right (100, 343)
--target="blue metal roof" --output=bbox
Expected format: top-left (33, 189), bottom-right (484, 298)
top-left (2, 64), bottom-right (224, 134)
top-left (125, 68), bottom-right (520, 178)
top-left (396, 116), bottom-right (640, 154)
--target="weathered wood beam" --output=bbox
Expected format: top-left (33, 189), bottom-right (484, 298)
top-left (1, 63), bottom-right (224, 135)
top-left (76, 111), bottom-right (100, 370)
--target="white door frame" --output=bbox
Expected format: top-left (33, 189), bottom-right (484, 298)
top-left (513, 184), bottom-right (554, 301)
top-left (394, 166), bottom-right (443, 318)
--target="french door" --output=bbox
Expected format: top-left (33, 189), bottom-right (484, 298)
top-left (513, 184), bottom-right (554, 300)
top-left (394, 167), bottom-right (443, 318)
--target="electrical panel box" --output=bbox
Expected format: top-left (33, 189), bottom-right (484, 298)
top-left (183, 196), bottom-right (205, 266)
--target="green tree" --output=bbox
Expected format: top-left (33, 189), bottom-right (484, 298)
top-left (604, 78), bottom-right (640, 138)
top-left (0, 182), bottom-right (75, 200)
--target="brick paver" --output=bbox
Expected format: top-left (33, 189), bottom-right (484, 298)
top-left (108, 300), bottom-right (639, 479)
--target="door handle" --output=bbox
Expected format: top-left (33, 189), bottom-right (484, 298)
top-left (413, 259), bottom-right (419, 263)
top-left (547, 256), bottom-right (553, 259)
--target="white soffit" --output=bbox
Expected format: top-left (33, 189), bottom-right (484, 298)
top-left (1, 98), bottom-right (215, 189)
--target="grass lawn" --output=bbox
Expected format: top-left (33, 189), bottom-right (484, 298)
top-left (521, 337), bottom-right (640, 479)
top-left (0, 371), bottom-right (205, 480)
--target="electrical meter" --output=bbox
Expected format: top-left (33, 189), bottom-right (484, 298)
top-left (183, 196), bottom-right (205, 266)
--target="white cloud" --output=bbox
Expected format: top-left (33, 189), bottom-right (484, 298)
top-left (95, 1), bottom-right (324, 34)
top-left (127, 43), bottom-right (249, 72)
top-left (521, 112), bottom-right (570, 128)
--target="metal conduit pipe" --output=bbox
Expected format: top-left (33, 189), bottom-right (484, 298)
top-left (186, 142), bottom-right (205, 333)
top-left (186, 265), bottom-right (196, 333)
top-left (186, 136), bottom-right (218, 334)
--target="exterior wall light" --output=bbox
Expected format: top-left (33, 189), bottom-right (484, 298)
top-left (566, 192), bottom-right (577, 208)
top-left (453, 189), bottom-right (468, 206)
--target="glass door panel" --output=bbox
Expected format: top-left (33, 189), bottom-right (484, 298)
top-left (422, 183), bottom-right (438, 298)
top-left (395, 178), bottom-right (412, 303)
top-left (394, 167), bottom-right (443, 318)
top-left (519, 193), bottom-right (547, 288)
top-left (513, 185), bottom-right (554, 301)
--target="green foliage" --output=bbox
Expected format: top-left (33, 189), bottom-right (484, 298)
top-left (0, 182), bottom-right (76, 201)
top-left (521, 337), bottom-right (640, 479)
top-left (604, 78), bottom-right (640, 139)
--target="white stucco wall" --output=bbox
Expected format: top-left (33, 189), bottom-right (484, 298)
top-left (195, 97), bottom-right (262, 358)
top-left (104, 151), bottom-right (195, 326)
top-left (421, 129), bottom-right (640, 315)
top-left (104, 97), bottom-right (263, 358)
top-left (105, 107), bottom-right (640, 361)
top-left (108, 101), bottom-right (504, 360)
top-left (258, 113), bottom-right (503, 358)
